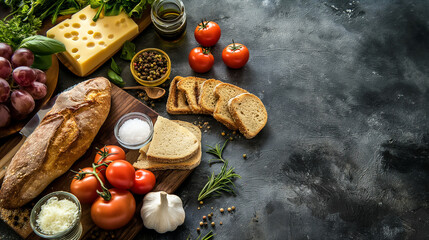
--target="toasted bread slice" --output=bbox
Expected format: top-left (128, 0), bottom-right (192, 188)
top-left (135, 120), bottom-right (202, 170)
top-left (228, 93), bottom-right (267, 139)
top-left (199, 79), bottom-right (223, 114)
top-left (177, 77), bottom-right (207, 114)
top-left (146, 116), bottom-right (199, 163)
top-left (166, 76), bottom-right (192, 114)
top-left (213, 83), bottom-right (248, 130)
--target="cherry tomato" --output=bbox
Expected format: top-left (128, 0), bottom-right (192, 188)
top-left (222, 41), bottom-right (250, 69)
top-left (106, 160), bottom-right (135, 189)
top-left (130, 169), bottom-right (156, 195)
top-left (194, 20), bottom-right (221, 47)
top-left (91, 188), bottom-right (136, 230)
top-left (188, 47), bottom-right (214, 73)
top-left (94, 145), bottom-right (126, 173)
top-left (70, 167), bottom-right (105, 204)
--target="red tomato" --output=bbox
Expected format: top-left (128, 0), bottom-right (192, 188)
top-left (130, 169), bottom-right (156, 195)
top-left (70, 167), bottom-right (105, 204)
top-left (188, 47), bottom-right (214, 73)
top-left (94, 145), bottom-right (126, 173)
top-left (222, 41), bottom-right (250, 69)
top-left (91, 188), bottom-right (136, 230)
top-left (194, 20), bottom-right (221, 47)
top-left (106, 160), bottom-right (135, 189)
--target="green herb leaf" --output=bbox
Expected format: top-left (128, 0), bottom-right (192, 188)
top-left (107, 69), bottom-right (125, 87)
top-left (19, 35), bottom-right (66, 55)
top-left (128, 0), bottom-right (147, 18)
top-left (105, 3), bottom-right (124, 16)
top-left (32, 54), bottom-right (52, 70)
top-left (198, 140), bottom-right (241, 201)
top-left (120, 40), bottom-right (135, 61)
top-left (0, 15), bottom-right (42, 50)
top-left (110, 58), bottom-right (122, 75)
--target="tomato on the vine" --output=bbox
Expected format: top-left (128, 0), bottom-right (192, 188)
top-left (70, 167), bottom-right (105, 204)
top-left (106, 160), bottom-right (135, 189)
top-left (194, 20), bottom-right (221, 47)
top-left (94, 145), bottom-right (126, 173)
top-left (222, 41), bottom-right (250, 69)
top-left (130, 169), bottom-right (156, 195)
top-left (188, 47), bottom-right (214, 73)
top-left (91, 188), bottom-right (136, 230)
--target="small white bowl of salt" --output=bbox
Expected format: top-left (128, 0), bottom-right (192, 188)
top-left (114, 112), bottom-right (154, 149)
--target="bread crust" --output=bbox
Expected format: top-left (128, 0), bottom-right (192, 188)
top-left (177, 77), bottom-right (207, 114)
top-left (166, 76), bottom-right (193, 115)
top-left (0, 77), bottom-right (111, 209)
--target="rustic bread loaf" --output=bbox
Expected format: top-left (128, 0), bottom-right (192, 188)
top-left (166, 76), bottom-right (192, 114)
top-left (228, 93), bottom-right (267, 139)
top-left (213, 83), bottom-right (248, 130)
top-left (134, 120), bottom-right (201, 170)
top-left (0, 77), bottom-right (111, 208)
top-left (177, 77), bottom-right (207, 114)
top-left (199, 79), bottom-right (222, 114)
top-left (146, 116), bottom-right (199, 163)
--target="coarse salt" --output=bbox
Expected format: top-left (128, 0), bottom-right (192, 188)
top-left (119, 118), bottom-right (151, 144)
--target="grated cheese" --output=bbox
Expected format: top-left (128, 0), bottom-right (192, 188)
top-left (36, 197), bottom-right (78, 235)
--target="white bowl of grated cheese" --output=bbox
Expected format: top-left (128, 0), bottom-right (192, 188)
top-left (114, 112), bottom-right (154, 150)
top-left (30, 191), bottom-right (82, 240)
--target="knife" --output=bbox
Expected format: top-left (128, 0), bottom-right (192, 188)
top-left (0, 95), bottom-right (59, 180)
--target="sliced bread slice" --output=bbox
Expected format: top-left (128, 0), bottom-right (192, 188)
top-left (228, 93), bottom-right (267, 139)
top-left (146, 116), bottom-right (199, 163)
top-left (213, 83), bottom-right (248, 130)
top-left (199, 79), bottom-right (222, 114)
top-left (134, 120), bottom-right (202, 170)
top-left (138, 120), bottom-right (201, 158)
top-left (134, 146), bottom-right (201, 171)
top-left (166, 76), bottom-right (193, 114)
top-left (177, 77), bottom-right (207, 114)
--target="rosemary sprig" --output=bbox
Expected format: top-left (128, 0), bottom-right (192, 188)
top-left (198, 141), bottom-right (241, 201)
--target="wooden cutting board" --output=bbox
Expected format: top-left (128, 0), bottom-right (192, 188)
top-left (0, 85), bottom-right (194, 239)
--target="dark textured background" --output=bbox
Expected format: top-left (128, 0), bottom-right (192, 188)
top-left (1, 0), bottom-right (429, 239)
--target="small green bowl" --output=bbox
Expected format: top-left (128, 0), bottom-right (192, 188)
top-left (130, 48), bottom-right (171, 87)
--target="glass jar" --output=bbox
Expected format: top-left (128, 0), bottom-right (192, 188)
top-left (30, 191), bottom-right (82, 240)
top-left (151, 0), bottom-right (187, 41)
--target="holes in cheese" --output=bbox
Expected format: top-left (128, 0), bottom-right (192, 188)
top-left (64, 23), bottom-right (70, 27)
top-left (46, 5), bottom-right (139, 76)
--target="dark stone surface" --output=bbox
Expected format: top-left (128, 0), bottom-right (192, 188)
top-left (1, 0), bottom-right (429, 239)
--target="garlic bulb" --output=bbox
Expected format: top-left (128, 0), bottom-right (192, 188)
top-left (141, 191), bottom-right (185, 233)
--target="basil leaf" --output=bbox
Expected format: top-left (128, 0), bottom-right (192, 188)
top-left (110, 58), bottom-right (122, 75)
top-left (32, 54), bottom-right (52, 70)
top-left (120, 40), bottom-right (135, 61)
top-left (20, 35), bottom-right (66, 55)
top-left (105, 3), bottom-right (123, 16)
top-left (107, 69), bottom-right (125, 87)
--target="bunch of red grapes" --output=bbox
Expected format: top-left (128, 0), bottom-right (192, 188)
top-left (0, 43), bottom-right (48, 128)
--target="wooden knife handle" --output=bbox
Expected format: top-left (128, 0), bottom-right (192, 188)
top-left (0, 136), bottom-right (26, 181)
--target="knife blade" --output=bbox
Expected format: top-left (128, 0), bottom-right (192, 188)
top-left (0, 95), bottom-right (59, 179)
